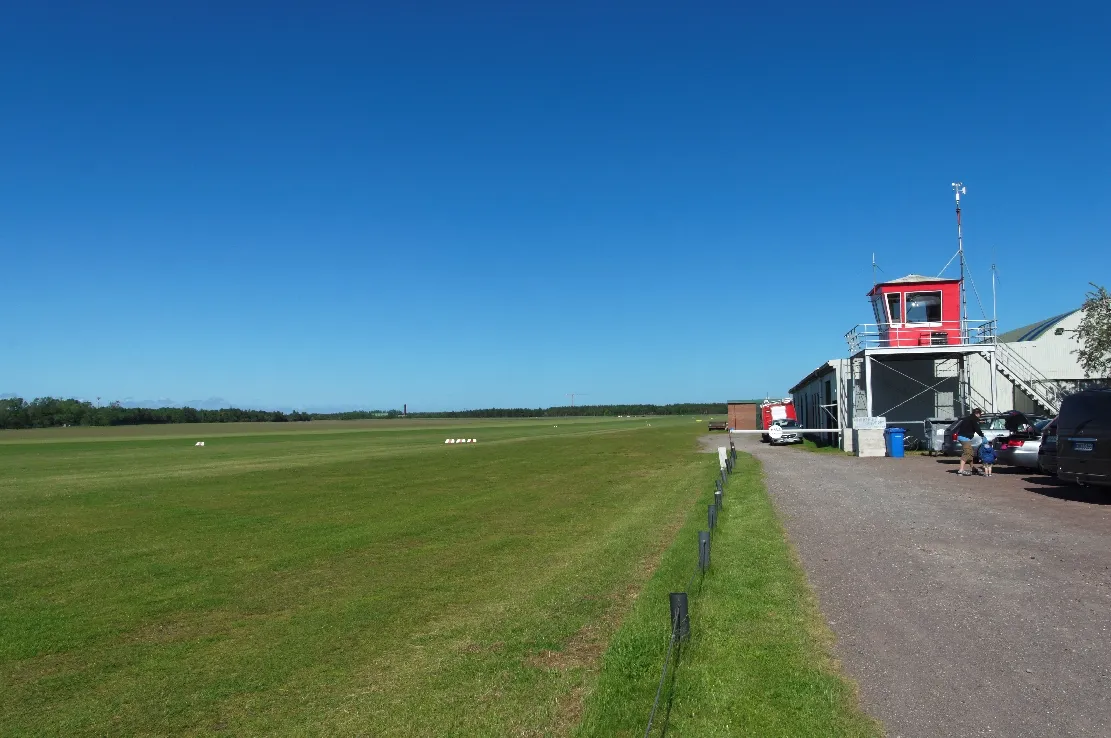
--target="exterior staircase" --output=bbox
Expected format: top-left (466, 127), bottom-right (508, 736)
top-left (994, 341), bottom-right (1063, 414)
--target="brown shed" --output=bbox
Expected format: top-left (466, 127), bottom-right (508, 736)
top-left (727, 401), bottom-right (759, 431)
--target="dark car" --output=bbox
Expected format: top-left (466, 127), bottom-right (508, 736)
top-left (1037, 418), bottom-right (1058, 475)
top-left (1056, 389), bottom-right (1111, 487)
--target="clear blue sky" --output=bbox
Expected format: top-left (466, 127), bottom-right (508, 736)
top-left (3, 2), bottom-right (1108, 411)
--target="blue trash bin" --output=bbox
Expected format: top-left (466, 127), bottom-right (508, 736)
top-left (885, 427), bottom-right (906, 458)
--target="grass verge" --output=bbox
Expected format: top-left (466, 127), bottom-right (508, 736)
top-left (575, 452), bottom-right (881, 737)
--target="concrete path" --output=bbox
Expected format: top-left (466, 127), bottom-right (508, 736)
top-left (733, 435), bottom-right (1111, 738)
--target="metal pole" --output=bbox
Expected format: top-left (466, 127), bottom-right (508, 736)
top-left (865, 355), bottom-right (874, 417)
top-left (958, 354), bottom-right (967, 415)
top-left (992, 258), bottom-right (998, 332)
top-left (990, 349), bottom-right (998, 413)
top-left (953, 182), bottom-right (968, 342)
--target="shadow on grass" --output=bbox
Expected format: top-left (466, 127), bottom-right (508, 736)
top-left (1021, 475), bottom-right (1111, 505)
top-left (658, 640), bottom-right (684, 738)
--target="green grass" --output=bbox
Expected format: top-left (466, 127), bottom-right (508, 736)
top-left (1, 417), bottom-right (876, 737)
top-left (576, 454), bottom-right (880, 737)
top-left (0, 416), bottom-right (708, 736)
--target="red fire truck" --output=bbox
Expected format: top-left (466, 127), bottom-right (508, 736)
top-left (760, 399), bottom-right (797, 441)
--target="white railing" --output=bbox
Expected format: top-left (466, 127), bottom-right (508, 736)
top-left (845, 319), bottom-right (997, 353)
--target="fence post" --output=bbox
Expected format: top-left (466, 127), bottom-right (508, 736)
top-left (714, 489), bottom-right (723, 511)
top-left (708, 503), bottom-right (717, 530)
top-left (669, 592), bottom-right (690, 639)
top-left (698, 530), bottom-right (711, 572)
top-left (715, 478), bottom-right (723, 493)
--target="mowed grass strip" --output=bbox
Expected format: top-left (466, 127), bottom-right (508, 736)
top-left (576, 452), bottom-right (881, 738)
top-left (0, 417), bottom-right (705, 736)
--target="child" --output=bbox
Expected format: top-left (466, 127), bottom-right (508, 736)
top-left (978, 440), bottom-right (997, 477)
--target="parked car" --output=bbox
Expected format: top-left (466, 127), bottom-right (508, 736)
top-left (1055, 389), bottom-right (1111, 487)
top-left (1037, 418), bottom-right (1058, 475)
top-left (762, 417), bottom-right (795, 443)
top-left (941, 412), bottom-right (1036, 455)
top-left (769, 419), bottom-right (804, 446)
top-left (992, 417), bottom-right (1053, 470)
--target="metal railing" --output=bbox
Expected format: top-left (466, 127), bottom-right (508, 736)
top-left (994, 341), bottom-right (1064, 413)
top-left (845, 319), bottom-right (997, 353)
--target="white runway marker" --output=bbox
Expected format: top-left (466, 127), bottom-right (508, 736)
top-left (195, 441), bottom-right (205, 447)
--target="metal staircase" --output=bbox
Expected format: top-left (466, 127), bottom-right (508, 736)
top-left (994, 341), bottom-right (1063, 414)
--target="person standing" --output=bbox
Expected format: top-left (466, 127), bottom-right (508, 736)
top-left (978, 439), bottom-right (997, 477)
top-left (956, 408), bottom-right (985, 476)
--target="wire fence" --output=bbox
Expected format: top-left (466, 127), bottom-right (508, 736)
top-left (641, 439), bottom-right (738, 737)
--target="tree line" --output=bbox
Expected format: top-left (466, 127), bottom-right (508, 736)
top-left (0, 397), bottom-right (315, 429)
top-left (0, 397), bottom-right (727, 430)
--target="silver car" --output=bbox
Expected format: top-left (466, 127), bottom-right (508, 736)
top-left (941, 411), bottom-right (1045, 456)
top-left (770, 419), bottom-right (804, 445)
top-left (993, 418), bottom-right (1053, 469)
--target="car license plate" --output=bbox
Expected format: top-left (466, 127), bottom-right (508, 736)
top-left (1074, 442), bottom-right (1094, 452)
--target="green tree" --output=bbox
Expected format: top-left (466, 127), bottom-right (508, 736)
top-left (1074, 283), bottom-right (1111, 378)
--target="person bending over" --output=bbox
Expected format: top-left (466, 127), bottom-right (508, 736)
top-left (956, 408), bottom-right (985, 477)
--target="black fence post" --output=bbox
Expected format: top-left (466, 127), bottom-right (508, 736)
top-left (669, 592), bottom-right (690, 639)
top-left (708, 503), bottom-right (717, 530)
top-left (714, 489), bottom-right (723, 511)
top-left (698, 530), bottom-right (711, 572)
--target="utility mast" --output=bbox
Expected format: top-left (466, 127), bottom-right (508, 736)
top-left (566, 393), bottom-right (588, 407)
top-left (952, 182), bottom-right (968, 341)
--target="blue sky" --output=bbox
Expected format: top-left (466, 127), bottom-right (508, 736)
top-left (2, 2), bottom-right (1108, 411)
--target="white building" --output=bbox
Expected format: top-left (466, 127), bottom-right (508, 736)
top-left (790, 280), bottom-right (1102, 451)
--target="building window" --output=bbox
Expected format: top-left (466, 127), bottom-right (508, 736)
top-left (905, 291), bottom-right (942, 323)
top-left (886, 293), bottom-right (902, 323)
top-left (871, 295), bottom-right (885, 325)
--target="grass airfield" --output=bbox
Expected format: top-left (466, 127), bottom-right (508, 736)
top-left (1, 416), bottom-right (876, 736)
top-left (2, 417), bottom-right (703, 735)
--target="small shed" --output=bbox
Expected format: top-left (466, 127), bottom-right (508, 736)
top-left (727, 401), bottom-right (759, 431)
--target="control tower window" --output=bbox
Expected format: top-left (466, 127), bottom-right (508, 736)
top-left (905, 291), bottom-right (942, 323)
top-left (886, 293), bottom-right (902, 323)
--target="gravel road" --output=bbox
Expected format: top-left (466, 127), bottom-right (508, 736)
top-left (723, 434), bottom-right (1111, 738)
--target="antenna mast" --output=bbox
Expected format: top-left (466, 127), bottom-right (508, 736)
top-left (991, 255), bottom-right (997, 330)
top-left (952, 182), bottom-right (967, 341)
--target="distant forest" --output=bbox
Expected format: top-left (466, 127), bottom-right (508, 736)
top-left (0, 397), bottom-right (728, 430)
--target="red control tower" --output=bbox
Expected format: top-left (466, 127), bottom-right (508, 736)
top-left (867, 275), bottom-right (963, 347)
